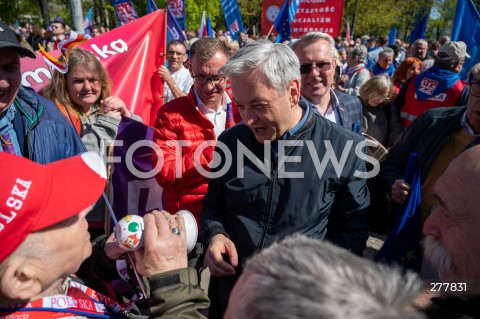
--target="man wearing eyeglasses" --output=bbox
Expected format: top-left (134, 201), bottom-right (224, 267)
top-left (292, 32), bottom-right (363, 133)
top-left (157, 40), bottom-right (193, 104)
top-left (153, 37), bottom-right (239, 269)
top-left (381, 66), bottom-right (480, 280)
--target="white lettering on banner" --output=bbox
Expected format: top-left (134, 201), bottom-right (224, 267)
top-left (428, 93), bottom-right (447, 102)
top-left (111, 40), bottom-right (128, 53)
top-left (90, 39), bottom-right (129, 59)
top-left (21, 39), bottom-right (129, 88)
top-left (21, 67), bottom-right (52, 87)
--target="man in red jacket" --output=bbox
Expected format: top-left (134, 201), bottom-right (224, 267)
top-left (394, 41), bottom-right (470, 128)
top-left (153, 37), bottom-right (238, 267)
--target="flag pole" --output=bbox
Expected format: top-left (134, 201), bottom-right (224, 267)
top-left (351, 0), bottom-right (359, 39)
top-left (267, 24), bottom-right (275, 36)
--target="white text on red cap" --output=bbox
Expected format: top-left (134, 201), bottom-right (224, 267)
top-left (0, 179), bottom-right (32, 232)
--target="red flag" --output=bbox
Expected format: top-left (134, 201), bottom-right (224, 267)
top-left (198, 11), bottom-right (207, 38)
top-left (58, 31), bottom-right (87, 59)
top-left (345, 17), bottom-right (351, 44)
top-left (20, 10), bottom-right (167, 126)
top-left (38, 45), bottom-right (68, 74)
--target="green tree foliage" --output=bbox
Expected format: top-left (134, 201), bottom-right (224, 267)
top-left (343, 0), bottom-right (432, 39)
top-left (183, 0), bottom-right (222, 31)
top-left (428, 0), bottom-right (459, 39)
top-left (238, 0), bottom-right (262, 33)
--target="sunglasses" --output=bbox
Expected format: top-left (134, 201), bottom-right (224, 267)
top-left (299, 62), bottom-right (332, 74)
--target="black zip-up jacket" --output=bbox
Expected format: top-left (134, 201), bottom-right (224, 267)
top-left (381, 106), bottom-right (466, 194)
top-left (201, 102), bottom-right (370, 268)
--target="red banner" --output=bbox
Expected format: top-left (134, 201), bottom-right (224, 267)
top-left (261, 0), bottom-right (345, 38)
top-left (20, 10), bottom-right (166, 126)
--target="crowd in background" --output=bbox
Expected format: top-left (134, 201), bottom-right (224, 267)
top-left (1, 16), bottom-right (480, 319)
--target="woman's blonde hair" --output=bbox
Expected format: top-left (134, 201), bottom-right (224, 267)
top-left (43, 48), bottom-right (111, 119)
top-left (359, 75), bottom-right (395, 104)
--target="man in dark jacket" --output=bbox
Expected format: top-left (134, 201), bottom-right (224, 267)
top-left (0, 21), bottom-right (84, 162)
top-left (201, 40), bottom-right (370, 316)
top-left (292, 32), bottom-right (363, 133)
top-left (381, 67), bottom-right (480, 279)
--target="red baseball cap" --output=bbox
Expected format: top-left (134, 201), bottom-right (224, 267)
top-left (0, 152), bottom-right (107, 263)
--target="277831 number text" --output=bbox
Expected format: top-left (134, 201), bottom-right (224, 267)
top-left (429, 283), bottom-right (466, 292)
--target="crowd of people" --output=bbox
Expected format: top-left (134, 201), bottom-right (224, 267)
top-left (1, 16), bottom-right (480, 319)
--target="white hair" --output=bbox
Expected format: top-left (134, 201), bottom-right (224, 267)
top-left (219, 40), bottom-right (300, 94)
top-left (291, 32), bottom-right (337, 60)
top-left (238, 235), bottom-right (425, 319)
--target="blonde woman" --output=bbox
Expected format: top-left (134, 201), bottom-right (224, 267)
top-left (43, 48), bottom-right (141, 236)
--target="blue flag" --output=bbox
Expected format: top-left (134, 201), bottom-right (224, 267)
top-left (207, 15), bottom-right (214, 37)
top-left (167, 8), bottom-right (186, 44)
top-left (452, 0), bottom-right (480, 80)
top-left (388, 26), bottom-right (397, 45)
top-left (146, 0), bottom-right (158, 14)
top-left (220, 0), bottom-right (244, 40)
top-left (407, 14), bottom-right (428, 43)
top-left (274, 0), bottom-right (301, 43)
top-left (83, 7), bottom-right (94, 38)
top-left (374, 152), bottom-right (423, 272)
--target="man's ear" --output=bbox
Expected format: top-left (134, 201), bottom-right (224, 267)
top-left (0, 259), bottom-right (42, 301)
top-left (289, 78), bottom-right (301, 107)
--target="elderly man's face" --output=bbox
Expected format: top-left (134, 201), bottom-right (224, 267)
top-left (412, 43), bottom-right (427, 60)
top-left (166, 43), bottom-right (187, 72)
top-left (294, 39), bottom-right (336, 104)
top-left (423, 162), bottom-right (480, 288)
top-left (38, 207), bottom-right (92, 282)
top-left (231, 71), bottom-right (300, 143)
top-left (0, 48), bottom-right (21, 115)
top-left (378, 55), bottom-right (393, 69)
top-left (466, 74), bottom-right (480, 134)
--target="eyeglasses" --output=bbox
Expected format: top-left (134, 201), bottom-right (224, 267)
top-left (372, 96), bottom-right (390, 103)
top-left (470, 79), bottom-right (480, 96)
top-left (192, 75), bottom-right (226, 85)
top-left (299, 62), bottom-right (332, 74)
top-left (167, 50), bottom-right (185, 57)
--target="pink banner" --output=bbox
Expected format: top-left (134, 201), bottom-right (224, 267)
top-left (262, 0), bottom-right (344, 38)
top-left (291, 0), bottom-right (345, 37)
top-left (20, 10), bottom-right (167, 126)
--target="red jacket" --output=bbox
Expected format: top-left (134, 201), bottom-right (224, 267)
top-left (399, 75), bottom-right (465, 127)
top-left (153, 88), bottom-right (239, 223)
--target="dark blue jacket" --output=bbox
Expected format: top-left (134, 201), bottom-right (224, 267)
top-left (201, 102), bottom-right (370, 312)
top-left (12, 86), bottom-right (85, 163)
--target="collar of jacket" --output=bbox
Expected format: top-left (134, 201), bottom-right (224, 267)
top-left (14, 86), bottom-right (45, 131)
top-left (288, 100), bottom-right (315, 139)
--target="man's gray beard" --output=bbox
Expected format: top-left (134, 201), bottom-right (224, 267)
top-left (424, 235), bottom-right (454, 275)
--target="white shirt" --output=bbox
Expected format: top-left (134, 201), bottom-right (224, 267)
top-left (302, 89), bottom-right (340, 124)
top-left (195, 90), bottom-right (232, 139)
top-left (164, 66), bottom-right (194, 103)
